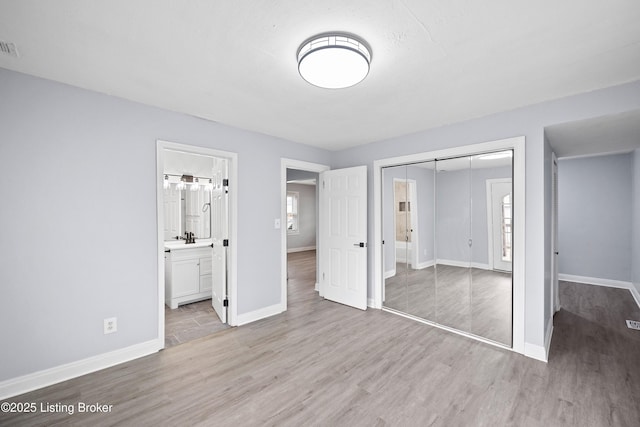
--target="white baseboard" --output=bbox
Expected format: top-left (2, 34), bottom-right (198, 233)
top-left (314, 282), bottom-right (319, 292)
top-left (631, 284), bottom-right (640, 309)
top-left (413, 260), bottom-right (435, 270)
top-left (287, 246), bottom-right (316, 253)
top-left (559, 274), bottom-right (640, 309)
top-left (559, 273), bottom-right (631, 289)
top-left (436, 259), bottom-right (490, 270)
top-left (367, 298), bottom-right (375, 308)
top-left (524, 341), bottom-right (548, 363)
top-left (544, 316), bottom-right (554, 362)
top-left (384, 269), bottom-right (396, 279)
top-left (0, 339), bottom-right (160, 401)
top-left (236, 303), bottom-right (283, 326)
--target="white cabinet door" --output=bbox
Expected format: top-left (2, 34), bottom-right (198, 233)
top-left (320, 166), bottom-right (368, 310)
top-left (172, 259), bottom-right (200, 297)
top-left (199, 257), bottom-right (213, 293)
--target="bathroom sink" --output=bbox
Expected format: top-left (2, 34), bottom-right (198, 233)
top-left (164, 239), bottom-right (212, 250)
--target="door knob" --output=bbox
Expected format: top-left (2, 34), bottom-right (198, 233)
top-left (353, 242), bottom-right (366, 248)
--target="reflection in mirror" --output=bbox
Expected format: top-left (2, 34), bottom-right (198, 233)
top-left (163, 150), bottom-right (222, 241)
top-left (382, 165), bottom-right (408, 314)
top-left (470, 150), bottom-right (513, 346)
top-left (403, 162), bottom-right (436, 321)
top-left (435, 156), bottom-right (472, 334)
top-left (381, 150), bottom-right (514, 348)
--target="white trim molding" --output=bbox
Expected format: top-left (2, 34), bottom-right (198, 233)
top-left (157, 140), bottom-right (239, 330)
top-left (287, 246), bottom-right (316, 253)
top-left (632, 285), bottom-right (640, 309)
top-left (0, 340), bottom-right (159, 401)
top-left (559, 274), bottom-right (640, 309)
top-left (436, 259), bottom-right (490, 270)
top-left (236, 304), bottom-right (283, 326)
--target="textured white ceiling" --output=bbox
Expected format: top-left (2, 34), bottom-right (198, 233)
top-left (546, 110), bottom-right (640, 158)
top-left (1, 1), bottom-right (639, 151)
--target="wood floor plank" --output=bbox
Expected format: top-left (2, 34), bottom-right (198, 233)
top-left (2, 253), bottom-right (639, 426)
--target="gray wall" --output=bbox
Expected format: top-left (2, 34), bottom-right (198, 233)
top-left (633, 149), bottom-right (640, 294)
top-left (0, 68), bottom-right (330, 382)
top-left (286, 183), bottom-right (317, 250)
top-left (558, 153), bottom-right (633, 282)
top-left (436, 166), bottom-right (512, 265)
top-left (382, 164), bottom-right (435, 273)
top-left (2, 64), bottom-right (640, 384)
top-left (331, 79), bottom-right (640, 350)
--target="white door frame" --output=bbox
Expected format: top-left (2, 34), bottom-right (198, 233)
top-left (373, 136), bottom-right (526, 355)
top-left (280, 158), bottom-right (330, 312)
top-left (156, 140), bottom-right (239, 350)
top-left (486, 178), bottom-right (512, 271)
top-left (551, 152), bottom-right (560, 313)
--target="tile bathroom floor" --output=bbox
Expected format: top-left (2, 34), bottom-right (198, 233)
top-left (164, 299), bottom-right (229, 348)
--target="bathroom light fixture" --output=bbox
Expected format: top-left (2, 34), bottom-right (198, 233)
top-left (479, 151), bottom-right (513, 160)
top-left (175, 181), bottom-right (186, 191)
top-left (190, 178), bottom-right (200, 192)
top-left (204, 179), bottom-right (213, 192)
top-left (163, 175), bottom-right (170, 190)
top-left (297, 33), bottom-right (371, 89)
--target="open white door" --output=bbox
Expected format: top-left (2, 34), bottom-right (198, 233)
top-left (320, 166), bottom-right (368, 310)
top-left (551, 153), bottom-right (560, 313)
top-left (211, 158), bottom-right (228, 323)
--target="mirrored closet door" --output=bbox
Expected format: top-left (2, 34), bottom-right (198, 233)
top-left (382, 150), bottom-right (513, 347)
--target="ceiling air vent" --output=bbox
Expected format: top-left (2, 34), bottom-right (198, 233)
top-left (0, 41), bottom-right (19, 58)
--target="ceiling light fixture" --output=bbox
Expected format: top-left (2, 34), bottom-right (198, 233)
top-left (297, 33), bottom-right (371, 89)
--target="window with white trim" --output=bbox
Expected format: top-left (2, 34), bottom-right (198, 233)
top-left (286, 191), bottom-right (299, 233)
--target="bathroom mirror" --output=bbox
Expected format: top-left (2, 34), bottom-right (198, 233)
top-left (163, 149), bottom-right (216, 241)
top-left (164, 184), bottom-right (211, 241)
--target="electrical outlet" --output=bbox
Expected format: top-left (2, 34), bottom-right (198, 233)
top-left (104, 317), bottom-right (117, 334)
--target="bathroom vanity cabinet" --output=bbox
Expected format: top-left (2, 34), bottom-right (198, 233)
top-left (164, 243), bottom-right (212, 309)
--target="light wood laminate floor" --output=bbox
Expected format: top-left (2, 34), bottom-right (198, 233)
top-left (384, 263), bottom-right (512, 346)
top-left (2, 250), bottom-right (639, 426)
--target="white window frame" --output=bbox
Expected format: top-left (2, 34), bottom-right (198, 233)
top-left (286, 191), bottom-right (300, 234)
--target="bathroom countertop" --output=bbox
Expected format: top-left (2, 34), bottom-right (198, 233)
top-left (164, 239), bottom-right (212, 250)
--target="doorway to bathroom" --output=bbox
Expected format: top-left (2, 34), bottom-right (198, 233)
top-left (156, 140), bottom-right (238, 349)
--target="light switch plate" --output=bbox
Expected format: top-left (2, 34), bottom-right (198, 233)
top-left (274, 218), bottom-right (281, 229)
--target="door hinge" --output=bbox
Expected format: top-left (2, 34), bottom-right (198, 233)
top-left (223, 239), bottom-right (229, 247)
top-left (323, 180), bottom-right (325, 189)
top-left (322, 272), bottom-right (325, 281)
top-left (223, 298), bottom-right (229, 307)
top-left (223, 178), bottom-right (229, 187)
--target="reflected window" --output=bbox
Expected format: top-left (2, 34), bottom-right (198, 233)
top-left (502, 194), bottom-right (512, 262)
top-left (287, 191), bottom-right (299, 233)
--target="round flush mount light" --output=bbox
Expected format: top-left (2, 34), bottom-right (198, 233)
top-left (297, 33), bottom-right (371, 89)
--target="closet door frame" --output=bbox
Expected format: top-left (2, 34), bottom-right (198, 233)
top-left (373, 136), bottom-right (525, 355)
